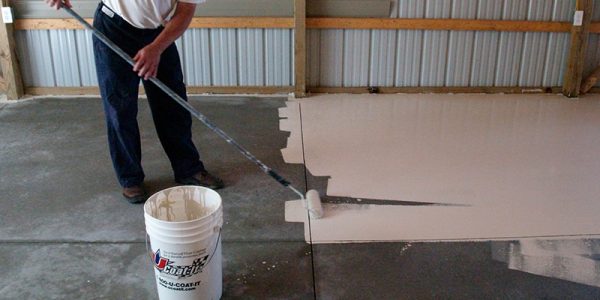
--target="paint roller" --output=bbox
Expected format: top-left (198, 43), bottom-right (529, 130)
top-left (58, 4), bottom-right (324, 219)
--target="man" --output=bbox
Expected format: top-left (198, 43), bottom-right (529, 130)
top-left (47, 0), bottom-right (224, 203)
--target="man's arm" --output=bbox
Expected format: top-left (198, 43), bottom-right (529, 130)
top-left (133, 2), bottom-right (196, 80)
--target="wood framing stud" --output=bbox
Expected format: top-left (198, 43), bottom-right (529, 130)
top-left (0, 0), bottom-right (24, 100)
top-left (563, 0), bottom-right (593, 98)
top-left (294, 0), bottom-right (307, 98)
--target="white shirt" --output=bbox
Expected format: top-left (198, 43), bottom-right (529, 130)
top-left (102, 0), bottom-right (204, 29)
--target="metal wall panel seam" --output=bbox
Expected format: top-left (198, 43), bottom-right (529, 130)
top-left (518, 0), bottom-right (553, 86)
top-left (262, 29), bottom-right (267, 86)
top-left (200, 29), bottom-right (212, 86)
top-left (343, 29), bottom-right (370, 87)
top-left (469, 0), bottom-right (502, 86)
top-left (446, 0), bottom-right (477, 86)
top-left (540, 0), bottom-right (574, 85)
top-left (283, 29), bottom-right (292, 86)
top-left (369, 30), bottom-right (397, 86)
top-left (14, 32), bottom-right (32, 86)
top-left (174, 37), bottom-right (185, 85)
top-left (34, 30), bottom-right (55, 87)
top-left (307, 29), bottom-right (321, 87)
top-left (494, 0), bottom-right (528, 86)
top-left (319, 29), bottom-right (344, 87)
top-left (80, 30), bottom-right (97, 85)
top-left (420, 0), bottom-right (451, 86)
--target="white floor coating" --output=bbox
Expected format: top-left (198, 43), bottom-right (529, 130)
top-left (281, 93), bottom-right (600, 243)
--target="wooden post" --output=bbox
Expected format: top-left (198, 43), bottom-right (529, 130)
top-left (562, 0), bottom-right (593, 98)
top-left (0, 0), bottom-right (24, 100)
top-left (294, 0), bottom-right (306, 98)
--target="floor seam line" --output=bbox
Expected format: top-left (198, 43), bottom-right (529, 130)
top-left (298, 101), bottom-right (318, 300)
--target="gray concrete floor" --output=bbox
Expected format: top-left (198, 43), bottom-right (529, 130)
top-left (1, 96), bottom-right (599, 299)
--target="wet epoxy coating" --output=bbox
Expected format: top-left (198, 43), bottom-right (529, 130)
top-left (282, 93), bottom-right (600, 242)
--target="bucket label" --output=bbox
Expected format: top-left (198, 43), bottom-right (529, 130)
top-left (153, 249), bottom-right (210, 279)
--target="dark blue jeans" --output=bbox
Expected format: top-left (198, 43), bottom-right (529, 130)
top-left (92, 3), bottom-right (204, 188)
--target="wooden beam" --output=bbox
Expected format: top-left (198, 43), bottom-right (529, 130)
top-left (307, 18), bottom-right (575, 32)
top-left (15, 16), bottom-right (600, 32)
top-left (14, 18), bottom-right (93, 30)
top-left (563, 0), bottom-right (593, 98)
top-left (15, 17), bottom-right (294, 30)
top-left (308, 86), bottom-right (563, 94)
top-left (188, 17), bottom-right (293, 28)
top-left (0, 0), bottom-right (24, 100)
top-left (25, 86), bottom-right (293, 96)
top-left (294, 0), bottom-right (307, 98)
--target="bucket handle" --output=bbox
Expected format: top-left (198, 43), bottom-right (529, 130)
top-left (145, 226), bottom-right (222, 269)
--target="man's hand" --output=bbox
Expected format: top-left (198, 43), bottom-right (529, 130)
top-left (133, 2), bottom-right (196, 81)
top-left (133, 44), bottom-right (163, 80)
top-left (46, 0), bottom-right (71, 10)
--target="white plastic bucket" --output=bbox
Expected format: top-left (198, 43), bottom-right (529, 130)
top-left (144, 186), bottom-right (223, 300)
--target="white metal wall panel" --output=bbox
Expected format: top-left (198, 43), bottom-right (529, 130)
top-left (75, 30), bottom-right (97, 86)
top-left (343, 30), bottom-right (370, 87)
top-left (265, 29), bottom-right (292, 86)
top-left (420, 0), bottom-right (451, 86)
top-left (445, 0), bottom-right (477, 86)
top-left (470, 0), bottom-right (502, 86)
top-left (495, 0), bottom-right (528, 86)
top-left (395, 0), bottom-right (425, 87)
top-left (50, 30), bottom-right (81, 87)
top-left (15, 0), bottom-right (578, 90)
top-left (542, 0), bottom-right (573, 86)
top-left (369, 30), bottom-right (397, 86)
top-left (15, 31), bottom-right (33, 87)
top-left (210, 29), bottom-right (238, 86)
top-left (16, 30), bottom-right (55, 87)
top-left (307, 29), bottom-right (321, 87)
top-left (318, 29), bottom-right (344, 86)
top-left (518, 1), bottom-right (552, 86)
top-left (179, 29), bottom-right (212, 86)
top-left (238, 29), bottom-right (264, 86)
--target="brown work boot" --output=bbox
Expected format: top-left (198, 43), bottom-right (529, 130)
top-left (122, 185), bottom-right (148, 204)
top-left (176, 170), bottom-right (225, 190)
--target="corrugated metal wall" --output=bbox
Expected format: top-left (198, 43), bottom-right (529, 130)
top-left (585, 1), bottom-right (600, 86)
top-left (308, 0), bottom-right (576, 87)
top-left (14, 0), bottom-right (600, 89)
top-left (16, 28), bottom-right (294, 87)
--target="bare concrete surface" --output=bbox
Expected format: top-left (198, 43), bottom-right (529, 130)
top-left (0, 97), bottom-right (312, 299)
top-left (0, 97), bottom-right (305, 242)
top-left (313, 243), bottom-right (600, 299)
top-left (0, 242), bottom-right (312, 299)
